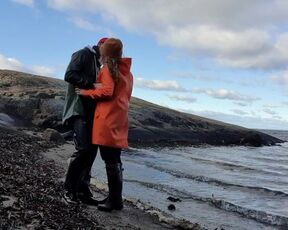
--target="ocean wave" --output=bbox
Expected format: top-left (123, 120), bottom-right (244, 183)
top-left (131, 147), bottom-right (288, 176)
top-left (249, 155), bottom-right (288, 166)
top-left (125, 159), bottom-right (288, 197)
top-left (184, 156), bottom-right (287, 176)
top-left (125, 178), bottom-right (288, 227)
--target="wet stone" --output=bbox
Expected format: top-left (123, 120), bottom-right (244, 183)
top-left (168, 204), bottom-right (176, 211)
top-left (167, 196), bottom-right (182, 202)
top-left (42, 128), bottom-right (65, 144)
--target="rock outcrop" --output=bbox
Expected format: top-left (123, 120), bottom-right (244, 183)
top-left (0, 69), bottom-right (284, 147)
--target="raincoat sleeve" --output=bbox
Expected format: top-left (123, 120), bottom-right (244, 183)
top-left (64, 50), bottom-right (93, 88)
top-left (80, 66), bottom-right (115, 99)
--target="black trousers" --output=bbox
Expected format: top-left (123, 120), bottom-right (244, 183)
top-left (64, 116), bottom-right (97, 195)
top-left (98, 146), bottom-right (122, 164)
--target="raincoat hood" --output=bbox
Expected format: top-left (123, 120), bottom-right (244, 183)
top-left (119, 58), bottom-right (132, 75)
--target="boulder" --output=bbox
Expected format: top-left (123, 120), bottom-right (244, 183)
top-left (0, 113), bottom-right (15, 128)
top-left (42, 128), bottom-right (65, 144)
top-left (35, 92), bottom-right (53, 99)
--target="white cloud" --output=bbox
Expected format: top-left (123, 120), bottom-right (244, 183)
top-left (11, 0), bottom-right (34, 7)
top-left (168, 94), bottom-right (197, 103)
top-left (46, 0), bottom-right (288, 70)
top-left (174, 72), bottom-right (233, 83)
top-left (159, 27), bottom-right (270, 57)
top-left (272, 115), bottom-right (283, 120)
top-left (0, 54), bottom-right (23, 71)
top-left (0, 53), bottom-right (56, 77)
top-left (193, 88), bottom-right (260, 102)
top-left (30, 66), bottom-right (56, 76)
top-left (68, 17), bottom-right (99, 31)
top-left (271, 70), bottom-right (288, 86)
top-left (231, 109), bottom-right (249, 115)
top-left (135, 78), bottom-right (186, 92)
top-left (263, 108), bottom-right (278, 116)
top-left (234, 102), bottom-right (249, 107)
top-left (174, 71), bottom-right (266, 87)
top-left (263, 104), bottom-right (281, 109)
top-left (46, 1), bottom-right (288, 30)
top-left (179, 108), bottom-right (288, 130)
top-left (159, 27), bottom-right (288, 69)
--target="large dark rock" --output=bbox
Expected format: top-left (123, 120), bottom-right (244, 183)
top-left (0, 69), bottom-right (284, 147)
top-left (0, 113), bottom-right (15, 128)
top-left (42, 128), bottom-right (65, 144)
top-left (127, 98), bottom-right (282, 147)
top-left (0, 70), bottom-right (65, 130)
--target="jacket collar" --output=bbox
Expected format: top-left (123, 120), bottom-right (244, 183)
top-left (85, 45), bottom-right (97, 54)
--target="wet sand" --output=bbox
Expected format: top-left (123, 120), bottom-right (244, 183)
top-left (44, 143), bottom-right (204, 230)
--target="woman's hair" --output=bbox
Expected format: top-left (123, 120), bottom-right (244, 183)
top-left (106, 57), bottom-right (120, 83)
top-left (100, 38), bottom-right (123, 83)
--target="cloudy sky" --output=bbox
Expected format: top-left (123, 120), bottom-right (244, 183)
top-left (1, 0), bottom-right (288, 130)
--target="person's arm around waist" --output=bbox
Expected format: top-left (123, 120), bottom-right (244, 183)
top-left (75, 66), bottom-right (114, 99)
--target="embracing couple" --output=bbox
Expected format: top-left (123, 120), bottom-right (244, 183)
top-left (62, 37), bottom-right (133, 212)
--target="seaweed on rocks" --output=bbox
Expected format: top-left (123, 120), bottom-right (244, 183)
top-left (0, 127), bottom-right (103, 229)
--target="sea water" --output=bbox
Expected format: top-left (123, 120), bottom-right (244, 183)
top-left (92, 130), bottom-right (288, 230)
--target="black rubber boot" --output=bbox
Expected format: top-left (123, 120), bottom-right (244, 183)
top-left (98, 196), bottom-right (108, 204)
top-left (77, 166), bottom-right (100, 206)
top-left (78, 179), bottom-right (93, 198)
top-left (98, 163), bottom-right (123, 212)
top-left (64, 156), bottom-right (81, 200)
top-left (78, 180), bottom-right (107, 206)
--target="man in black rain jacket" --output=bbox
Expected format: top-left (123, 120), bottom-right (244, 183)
top-left (62, 38), bottom-right (108, 205)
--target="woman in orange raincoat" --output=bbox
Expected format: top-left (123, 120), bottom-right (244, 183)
top-left (76, 38), bottom-right (133, 211)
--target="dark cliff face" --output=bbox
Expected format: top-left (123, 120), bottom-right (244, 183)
top-left (0, 69), bottom-right (284, 147)
top-left (127, 98), bottom-right (283, 147)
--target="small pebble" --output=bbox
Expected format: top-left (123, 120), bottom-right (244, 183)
top-left (168, 204), bottom-right (176, 211)
top-left (167, 196), bottom-right (181, 202)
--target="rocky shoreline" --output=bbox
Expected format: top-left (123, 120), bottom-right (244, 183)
top-left (0, 69), bottom-right (285, 147)
top-left (0, 126), bottom-right (98, 229)
top-left (0, 126), bottom-right (205, 230)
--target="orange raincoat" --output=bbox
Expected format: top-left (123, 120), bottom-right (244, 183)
top-left (80, 58), bottom-right (133, 148)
